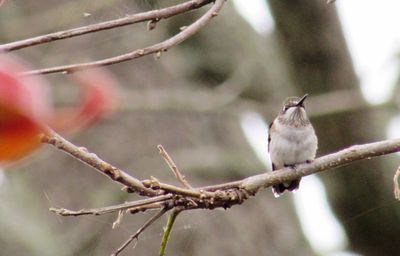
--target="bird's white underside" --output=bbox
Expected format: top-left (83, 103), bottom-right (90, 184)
top-left (269, 120), bottom-right (318, 169)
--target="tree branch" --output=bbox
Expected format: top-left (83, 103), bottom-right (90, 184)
top-left (158, 144), bottom-right (193, 189)
top-left (0, 0), bottom-right (213, 52)
top-left (240, 138), bottom-right (400, 194)
top-left (47, 133), bottom-right (400, 213)
top-left (50, 194), bottom-right (172, 216)
top-left (41, 130), bottom-right (158, 196)
top-left (46, 133), bottom-right (400, 255)
top-left (20, 0), bottom-right (225, 76)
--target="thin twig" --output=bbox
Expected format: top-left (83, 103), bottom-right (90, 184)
top-left (112, 210), bottom-right (124, 229)
top-left (158, 144), bottom-right (192, 189)
top-left (128, 202), bottom-right (166, 214)
top-left (112, 207), bottom-right (169, 256)
top-left (394, 165), bottom-right (400, 200)
top-left (50, 194), bottom-right (173, 216)
top-left (159, 209), bottom-right (181, 256)
top-left (0, 0), bottom-right (212, 52)
top-left (142, 178), bottom-right (214, 198)
top-left (21, 0), bottom-right (226, 76)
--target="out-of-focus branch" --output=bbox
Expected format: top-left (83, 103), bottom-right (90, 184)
top-left (21, 0), bottom-right (225, 76)
top-left (0, 0), bottom-right (213, 52)
top-left (119, 88), bottom-right (394, 118)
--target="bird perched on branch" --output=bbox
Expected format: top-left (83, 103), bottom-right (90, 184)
top-left (268, 94), bottom-right (318, 197)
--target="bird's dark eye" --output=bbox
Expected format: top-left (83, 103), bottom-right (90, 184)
top-left (283, 106), bottom-right (289, 112)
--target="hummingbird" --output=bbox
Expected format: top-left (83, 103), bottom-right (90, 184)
top-left (268, 94), bottom-right (318, 197)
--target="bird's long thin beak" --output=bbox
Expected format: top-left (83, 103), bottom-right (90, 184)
top-left (296, 94), bottom-right (308, 107)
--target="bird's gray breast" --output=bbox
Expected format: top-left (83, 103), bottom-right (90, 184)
top-left (269, 121), bottom-right (317, 169)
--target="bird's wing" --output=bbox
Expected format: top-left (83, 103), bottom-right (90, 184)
top-left (268, 121), bottom-right (277, 171)
top-left (268, 121), bottom-right (273, 153)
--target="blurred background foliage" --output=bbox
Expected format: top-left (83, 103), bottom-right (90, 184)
top-left (0, 0), bottom-right (399, 255)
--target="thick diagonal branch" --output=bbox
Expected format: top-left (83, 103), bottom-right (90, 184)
top-left (41, 130), bottom-right (158, 196)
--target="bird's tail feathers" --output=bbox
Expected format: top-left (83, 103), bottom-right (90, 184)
top-left (272, 179), bottom-right (300, 198)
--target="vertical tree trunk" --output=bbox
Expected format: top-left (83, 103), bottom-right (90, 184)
top-left (267, 0), bottom-right (399, 255)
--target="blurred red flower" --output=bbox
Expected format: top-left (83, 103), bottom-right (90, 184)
top-left (0, 54), bottom-right (119, 165)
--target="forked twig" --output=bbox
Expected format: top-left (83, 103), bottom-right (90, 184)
top-left (112, 207), bottom-right (169, 256)
top-left (158, 145), bottom-right (192, 189)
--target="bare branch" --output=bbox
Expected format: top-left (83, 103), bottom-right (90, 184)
top-left (240, 138), bottom-right (400, 194)
top-left (145, 138), bottom-right (400, 200)
top-left (112, 207), bottom-right (168, 256)
top-left (21, 0), bottom-right (226, 76)
top-left (49, 194), bottom-right (173, 216)
top-left (128, 202), bottom-right (166, 214)
top-left (158, 144), bottom-right (192, 189)
top-left (147, 138), bottom-right (400, 200)
top-left (48, 135), bottom-right (400, 255)
top-left (41, 130), bottom-right (157, 196)
top-left (44, 128), bottom-right (400, 204)
top-left (112, 88), bottom-right (387, 120)
top-left (142, 178), bottom-right (214, 198)
top-left (0, 0), bottom-right (212, 52)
